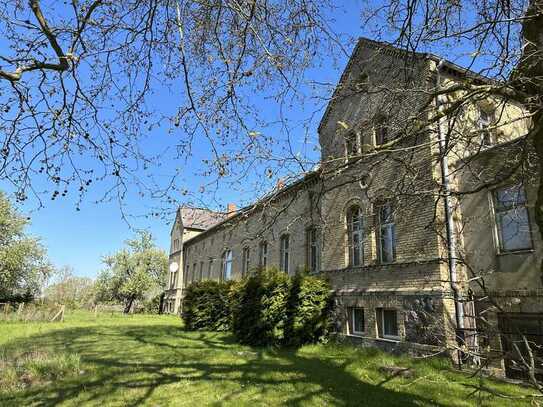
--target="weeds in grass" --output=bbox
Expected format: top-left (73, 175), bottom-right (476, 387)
top-left (0, 350), bottom-right (81, 391)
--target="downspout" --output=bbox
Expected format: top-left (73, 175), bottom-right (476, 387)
top-left (434, 60), bottom-right (465, 362)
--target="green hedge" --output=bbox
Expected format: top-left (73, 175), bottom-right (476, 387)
top-left (182, 269), bottom-right (334, 346)
top-left (230, 268), bottom-right (291, 346)
top-left (181, 280), bottom-right (233, 331)
top-left (283, 272), bottom-right (334, 346)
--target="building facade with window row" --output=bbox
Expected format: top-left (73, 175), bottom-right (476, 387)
top-left (166, 38), bottom-right (542, 379)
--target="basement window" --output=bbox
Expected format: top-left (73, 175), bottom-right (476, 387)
top-left (377, 308), bottom-right (399, 340)
top-left (348, 307), bottom-right (365, 335)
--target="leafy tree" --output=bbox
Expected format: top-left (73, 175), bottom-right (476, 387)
top-left (44, 265), bottom-right (95, 308)
top-left (96, 231), bottom-right (168, 313)
top-left (0, 192), bottom-right (51, 302)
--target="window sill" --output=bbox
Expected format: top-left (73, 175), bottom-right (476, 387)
top-left (496, 249), bottom-right (534, 257)
top-left (376, 336), bottom-right (400, 343)
top-left (346, 333), bottom-right (367, 339)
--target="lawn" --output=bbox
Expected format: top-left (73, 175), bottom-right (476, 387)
top-left (0, 311), bottom-right (537, 406)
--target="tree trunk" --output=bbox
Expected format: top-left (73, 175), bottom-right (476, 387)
top-left (124, 296), bottom-right (134, 314)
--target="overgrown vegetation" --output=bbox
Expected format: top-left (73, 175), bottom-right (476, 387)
top-left (0, 350), bottom-right (80, 392)
top-left (0, 311), bottom-right (535, 406)
top-left (183, 269), bottom-right (334, 347)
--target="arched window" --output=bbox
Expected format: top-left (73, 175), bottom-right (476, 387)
top-left (347, 206), bottom-right (364, 266)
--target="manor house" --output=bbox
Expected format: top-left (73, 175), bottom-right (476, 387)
top-left (164, 38), bottom-right (542, 379)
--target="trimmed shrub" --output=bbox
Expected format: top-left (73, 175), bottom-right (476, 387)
top-left (231, 268), bottom-right (334, 347)
top-left (284, 273), bottom-right (334, 346)
top-left (182, 280), bottom-right (233, 331)
top-left (231, 268), bottom-right (290, 346)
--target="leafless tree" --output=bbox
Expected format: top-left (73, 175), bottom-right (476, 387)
top-left (0, 0), bottom-right (339, 216)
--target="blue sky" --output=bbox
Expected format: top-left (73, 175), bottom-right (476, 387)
top-left (1, 2), bottom-right (365, 279)
top-left (2, 0), bottom-right (502, 279)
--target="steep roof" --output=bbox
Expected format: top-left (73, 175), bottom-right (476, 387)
top-left (179, 207), bottom-right (227, 230)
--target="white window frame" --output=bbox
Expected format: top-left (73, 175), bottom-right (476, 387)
top-left (349, 307), bottom-right (365, 336)
top-left (347, 206), bottom-right (364, 267)
top-left (378, 202), bottom-right (396, 264)
top-left (478, 106), bottom-right (495, 148)
top-left (280, 234), bottom-right (290, 274)
top-left (379, 308), bottom-right (400, 340)
top-left (492, 184), bottom-right (533, 253)
top-left (222, 249), bottom-right (233, 280)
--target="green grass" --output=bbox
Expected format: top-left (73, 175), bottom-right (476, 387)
top-left (0, 311), bottom-right (537, 406)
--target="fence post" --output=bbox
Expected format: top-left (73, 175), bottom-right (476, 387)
top-left (50, 304), bottom-right (66, 322)
top-left (17, 303), bottom-right (24, 319)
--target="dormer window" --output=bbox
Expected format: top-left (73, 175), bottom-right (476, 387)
top-left (478, 106), bottom-right (495, 147)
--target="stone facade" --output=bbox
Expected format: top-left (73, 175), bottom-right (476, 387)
top-left (166, 38), bottom-right (541, 379)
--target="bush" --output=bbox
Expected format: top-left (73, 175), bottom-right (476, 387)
top-left (231, 268), bottom-right (334, 347)
top-left (182, 269), bottom-right (335, 347)
top-left (284, 273), bottom-right (334, 346)
top-left (231, 268), bottom-right (291, 346)
top-left (182, 280), bottom-right (233, 331)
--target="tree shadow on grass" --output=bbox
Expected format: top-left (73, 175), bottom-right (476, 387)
top-left (0, 324), bottom-right (445, 407)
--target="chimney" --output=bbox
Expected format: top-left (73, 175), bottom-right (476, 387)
top-left (276, 178), bottom-right (285, 190)
top-left (226, 203), bottom-right (237, 217)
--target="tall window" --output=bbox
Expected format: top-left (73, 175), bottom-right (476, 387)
top-left (377, 308), bottom-right (399, 339)
top-left (242, 247), bottom-right (250, 276)
top-left (221, 250), bottom-right (233, 280)
top-left (493, 184), bottom-right (532, 252)
top-left (259, 241), bottom-right (268, 269)
top-left (207, 259), bottom-right (213, 279)
top-left (173, 238), bottom-right (180, 252)
top-left (280, 234), bottom-right (290, 273)
top-left (185, 264), bottom-right (189, 285)
top-left (374, 117), bottom-right (389, 145)
top-left (199, 261), bottom-right (204, 280)
top-left (192, 263), bottom-right (197, 282)
top-left (307, 227), bottom-right (320, 273)
top-left (378, 202), bottom-right (396, 264)
top-left (347, 206), bottom-right (364, 266)
top-left (478, 107), bottom-right (495, 147)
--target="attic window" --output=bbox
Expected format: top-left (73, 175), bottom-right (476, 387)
top-left (478, 106), bottom-right (495, 147)
top-left (353, 72), bottom-right (369, 92)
